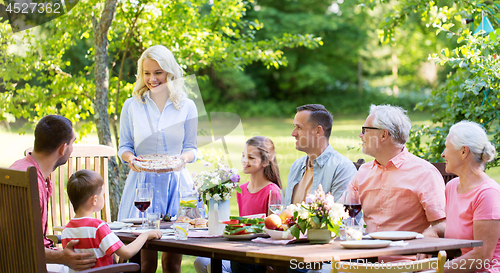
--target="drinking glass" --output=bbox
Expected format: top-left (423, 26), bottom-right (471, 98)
top-left (134, 187), bottom-right (153, 229)
top-left (173, 223), bottom-right (189, 240)
top-left (268, 189), bottom-right (284, 215)
top-left (341, 218), bottom-right (363, 241)
top-left (147, 212), bottom-right (161, 229)
top-left (342, 190), bottom-right (361, 218)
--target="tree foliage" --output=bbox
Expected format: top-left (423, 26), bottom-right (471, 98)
top-left (210, 0), bottom-right (370, 111)
top-left (362, 0), bottom-right (500, 166)
top-left (0, 0), bottom-right (321, 219)
top-left (198, 0), bottom-right (458, 118)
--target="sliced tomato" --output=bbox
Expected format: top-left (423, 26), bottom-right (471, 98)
top-left (221, 220), bottom-right (239, 225)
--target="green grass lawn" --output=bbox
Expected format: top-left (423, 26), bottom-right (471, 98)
top-left (2, 114), bottom-right (500, 273)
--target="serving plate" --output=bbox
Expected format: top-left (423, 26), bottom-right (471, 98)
top-left (340, 240), bottom-right (392, 249)
top-left (368, 231), bottom-right (419, 240)
top-left (222, 233), bottom-right (269, 241)
top-left (191, 227), bottom-right (208, 230)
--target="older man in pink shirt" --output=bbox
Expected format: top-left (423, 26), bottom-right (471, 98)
top-left (348, 105), bottom-right (446, 234)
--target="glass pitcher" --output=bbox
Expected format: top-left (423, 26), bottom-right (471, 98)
top-left (178, 192), bottom-right (201, 219)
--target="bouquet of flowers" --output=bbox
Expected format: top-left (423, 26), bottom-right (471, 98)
top-left (287, 185), bottom-right (349, 240)
top-left (193, 159), bottom-right (240, 205)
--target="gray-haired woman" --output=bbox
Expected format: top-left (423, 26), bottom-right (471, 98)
top-left (427, 121), bottom-right (500, 272)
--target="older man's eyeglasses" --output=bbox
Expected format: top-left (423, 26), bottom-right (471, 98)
top-left (361, 126), bottom-right (382, 134)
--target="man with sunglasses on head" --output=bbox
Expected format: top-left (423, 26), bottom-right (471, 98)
top-left (348, 104), bottom-right (445, 237)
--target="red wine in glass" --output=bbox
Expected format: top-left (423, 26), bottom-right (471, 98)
top-left (134, 201), bottom-right (151, 212)
top-left (345, 204), bottom-right (362, 218)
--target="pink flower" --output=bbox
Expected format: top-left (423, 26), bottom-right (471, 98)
top-left (315, 184), bottom-right (326, 201)
top-left (305, 194), bottom-right (316, 204)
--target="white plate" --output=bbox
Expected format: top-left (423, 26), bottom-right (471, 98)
top-left (340, 240), bottom-right (392, 249)
top-left (122, 218), bottom-right (144, 224)
top-left (263, 228), bottom-right (294, 240)
top-left (368, 231), bottom-right (420, 240)
top-left (243, 213), bottom-right (266, 219)
top-left (223, 233), bottom-right (269, 240)
top-left (108, 222), bottom-right (133, 230)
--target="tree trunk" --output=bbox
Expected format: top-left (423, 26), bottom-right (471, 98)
top-left (357, 54), bottom-right (363, 98)
top-left (92, 0), bottom-right (121, 220)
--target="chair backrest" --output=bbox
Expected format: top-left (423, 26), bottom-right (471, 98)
top-left (431, 162), bottom-right (457, 184)
top-left (0, 166), bottom-right (47, 273)
top-left (0, 166), bottom-right (138, 273)
top-left (331, 250), bottom-right (446, 273)
top-left (25, 144), bottom-right (116, 233)
top-left (353, 158), bottom-right (366, 170)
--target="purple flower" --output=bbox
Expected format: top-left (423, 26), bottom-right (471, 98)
top-left (305, 194), bottom-right (316, 204)
top-left (230, 173), bottom-right (240, 183)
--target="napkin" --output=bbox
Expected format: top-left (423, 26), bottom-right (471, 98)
top-left (389, 240), bottom-right (409, 247)
top-left (188, 230), bottom-right (223, 238)
top-left (416, 233), bottom-right (424, 239)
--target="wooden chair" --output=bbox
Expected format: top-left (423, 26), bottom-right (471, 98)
top-left (1, 166), bottom-right (45, 273)
top-left (25, 144), bottom-right (116, 235)
top-left (431, 162), bottom-right (457, 184)
top-left (0, 166), bottom-right (139, 273)
top-left (332, 250), bottom-right (446, 273)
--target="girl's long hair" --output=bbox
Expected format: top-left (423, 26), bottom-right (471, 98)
top-left (246, 136), bottom-right (282, 189)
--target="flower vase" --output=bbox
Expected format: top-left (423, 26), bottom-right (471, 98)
top-left (307, 228), bottom-right (334, 244)
top-left (208, 199), bottom-right (230, 235)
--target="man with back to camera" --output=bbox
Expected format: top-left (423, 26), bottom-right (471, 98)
top-left (285, 104), bottom-right (357, 206)
top-left (10, 115), bottom-right (96, 272)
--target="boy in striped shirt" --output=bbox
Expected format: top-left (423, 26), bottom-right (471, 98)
top-left (62, 170), bottom-right (162, 272)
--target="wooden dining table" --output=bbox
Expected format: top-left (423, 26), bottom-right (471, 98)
top-left (117, 230), bottom-right (482, 273)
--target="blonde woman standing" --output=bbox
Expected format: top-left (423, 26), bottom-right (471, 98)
top-left (117, 45), bottom-right (198, 273)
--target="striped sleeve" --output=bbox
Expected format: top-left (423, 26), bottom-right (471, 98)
top-left (96, 222), bottom-right (124, 256)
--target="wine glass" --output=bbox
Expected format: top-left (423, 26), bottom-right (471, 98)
top-left (268, 189), bottom-right (284, 215)
top-left (341, 190), bottom-right (361, 224)
top-left (135, 187), bottom-right (153, 229)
